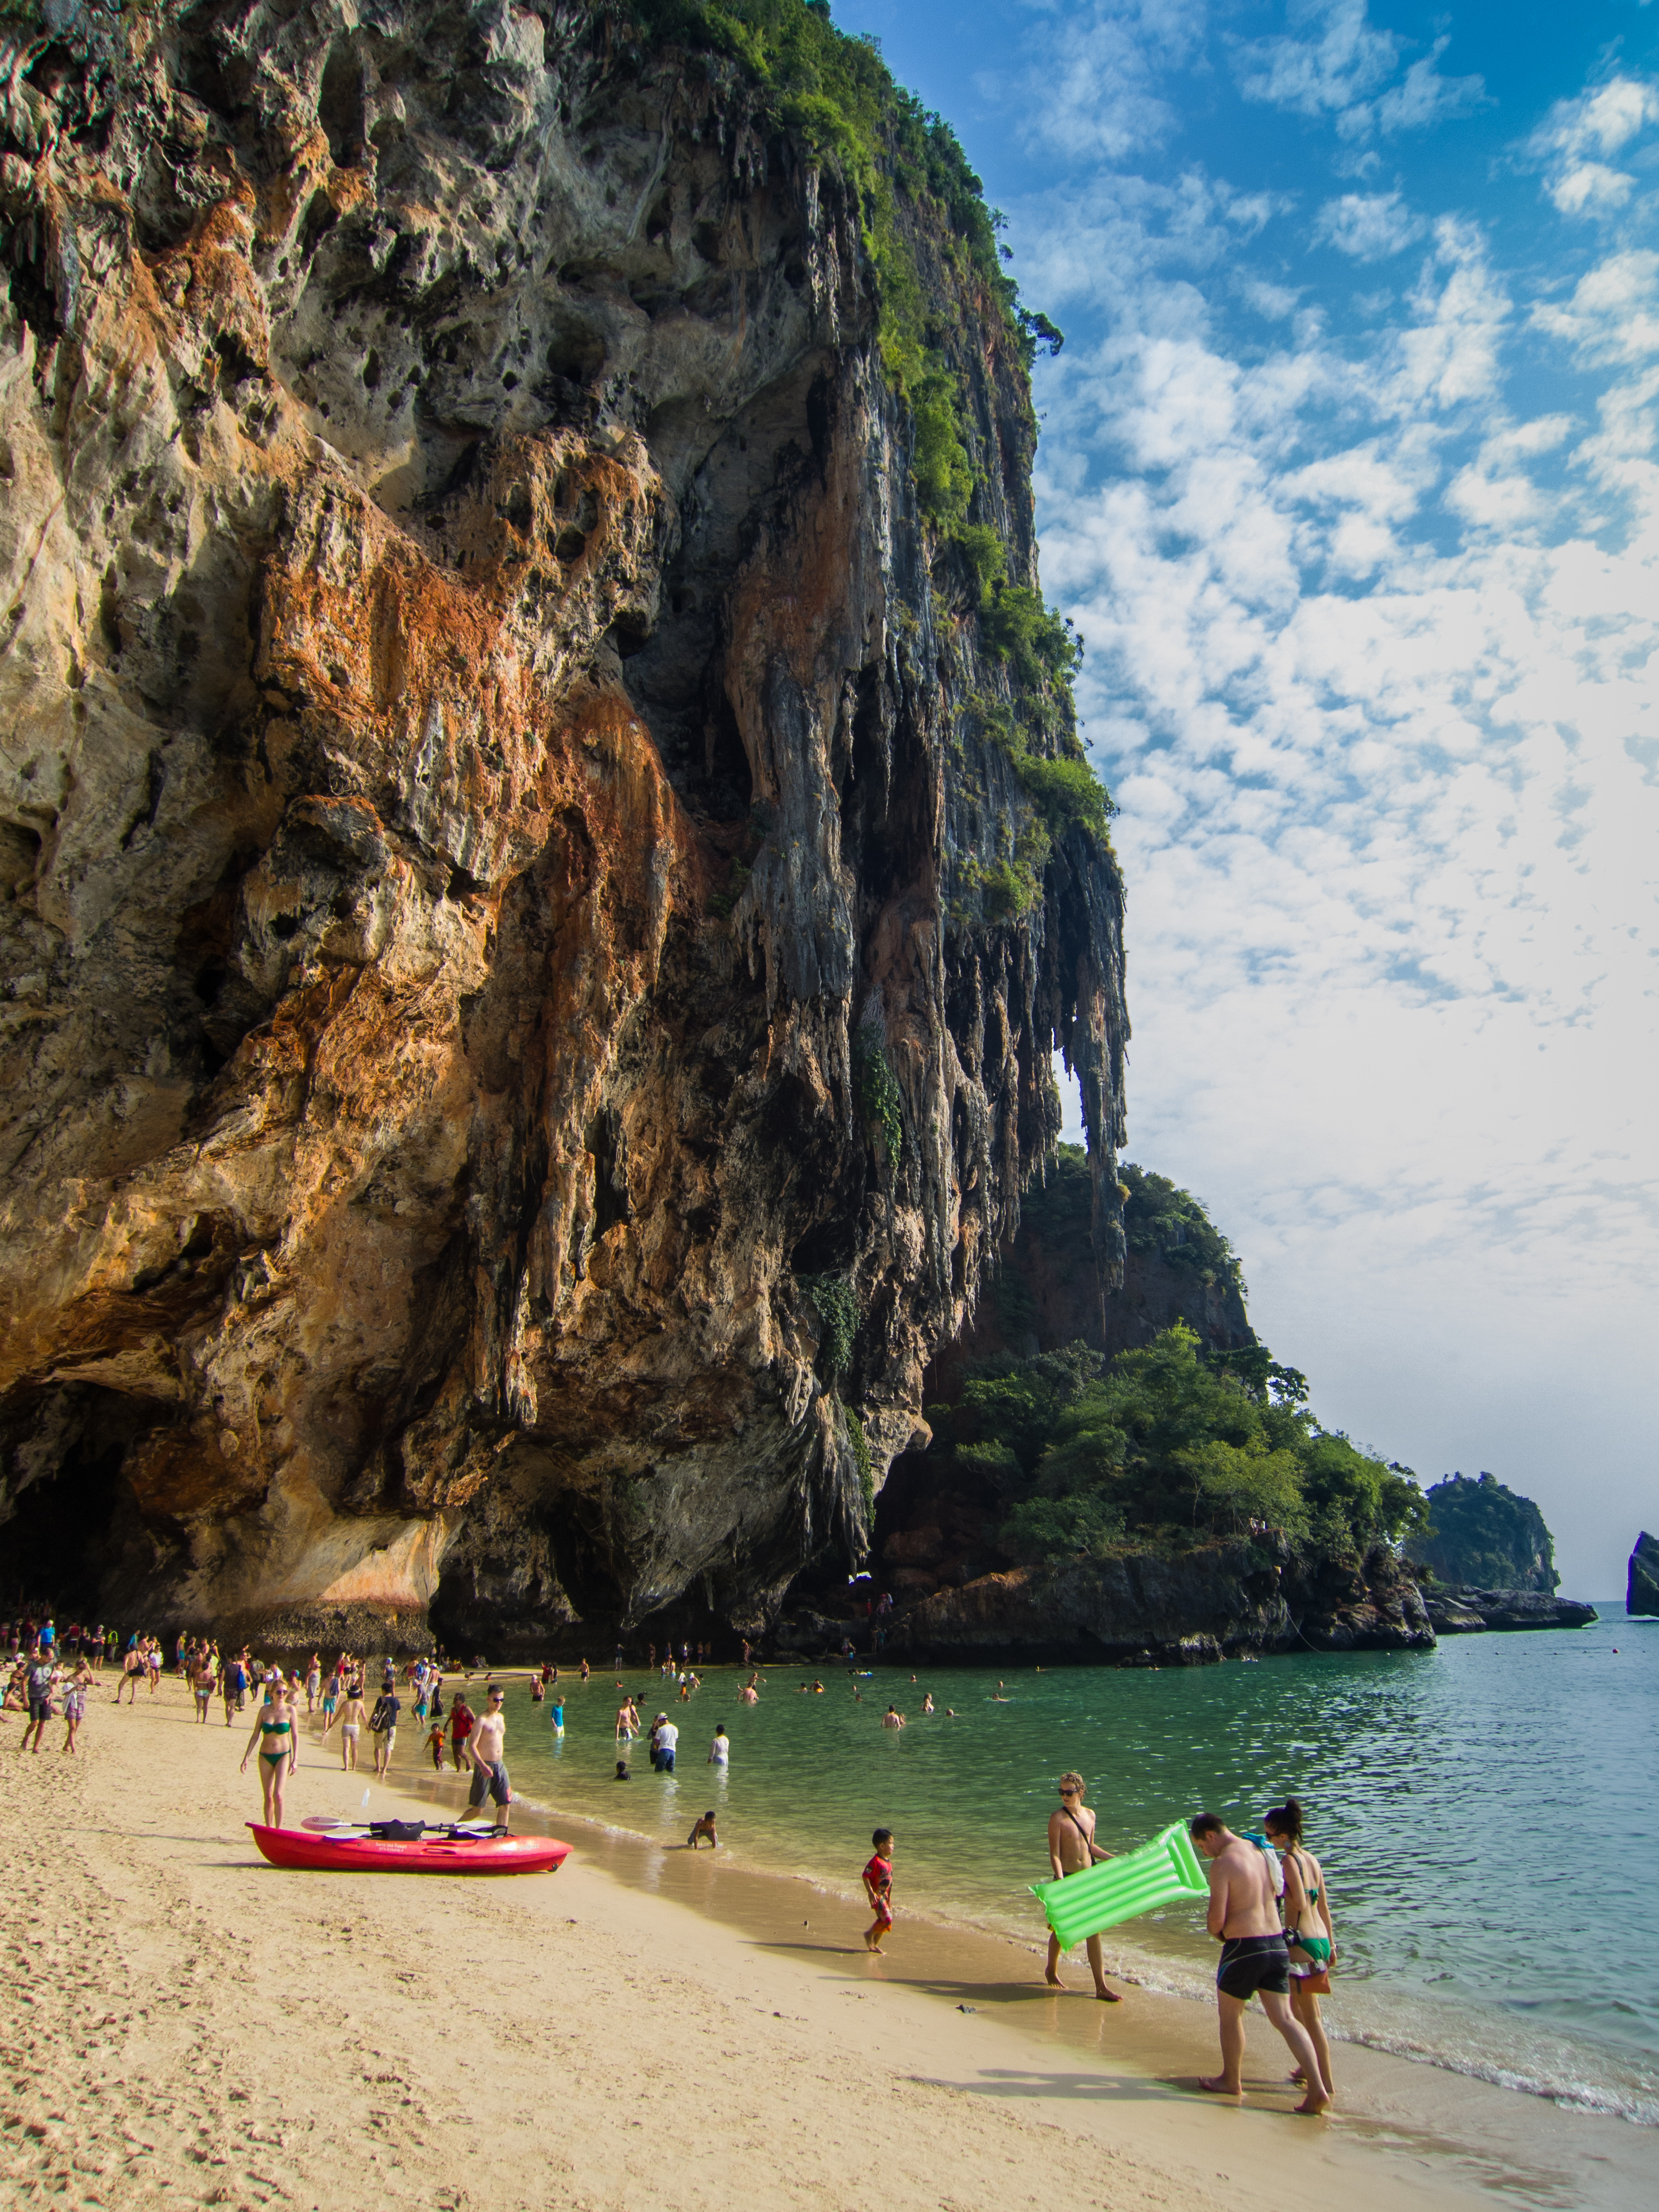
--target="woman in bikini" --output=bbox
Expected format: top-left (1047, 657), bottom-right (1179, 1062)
top-left (1266, 1798), bottom-right (1336, 2102)
top-left (240, 1679), bottom-right (299, 1827)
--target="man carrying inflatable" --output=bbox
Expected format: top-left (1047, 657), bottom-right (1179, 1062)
top-left (1190, 1813), bottom-right (1332, 2114)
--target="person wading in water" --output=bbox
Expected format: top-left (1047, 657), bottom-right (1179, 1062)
top-left (1190, 1813), bottom-right (1331, 2114)
top-left (1043, 1772), bottom-right (1121, 2001)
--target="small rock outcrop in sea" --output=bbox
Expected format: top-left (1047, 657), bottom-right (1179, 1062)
top-left (1628, 1533), bottom-right (1659, 1617)
top-left (1422, 1589), bottom-right (1597, 1633)
top-left (0, 3), bottom-right (1126, 1651)
top-left (877, 1538), bottom-right (1435, 1665)
top-left (1406, 1471), bottom-right (1560, 1593)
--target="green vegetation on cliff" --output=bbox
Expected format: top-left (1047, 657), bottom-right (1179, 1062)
top-left (1407, 1473), bottom-right (1560, 1593)
top-left (929, 1324), bottom-right (1425, 1568)
top-left (1120, 1162), bottom-right (1245, 1296)
top-left (628, 1), bottom-right (1114, 868)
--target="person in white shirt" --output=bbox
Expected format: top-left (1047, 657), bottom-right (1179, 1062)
top-left (653, 1717), bottom-right (679, 1772)
top-left (708, 1724), bottom-right (730, 1766)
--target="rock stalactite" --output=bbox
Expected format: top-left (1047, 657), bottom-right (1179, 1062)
top-left (0, 2), bottom-right (1126, 1650)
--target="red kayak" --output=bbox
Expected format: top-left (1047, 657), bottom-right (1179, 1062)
top-left (248, 1822), bottom-right (569, 1875)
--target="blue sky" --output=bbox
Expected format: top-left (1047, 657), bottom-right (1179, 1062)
top-left (835, 0), bottom-right (1659, 1592)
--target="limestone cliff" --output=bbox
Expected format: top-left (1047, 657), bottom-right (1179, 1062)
top-left (885, 1539), bottom-right (1435, 1667)
top-left (1627, 1532), bottom-right (1659, 1618)
top-left (0, 0), bottom-right (1126, 1650)
top-left (928, 1146), bottom-right (1255, 1399)
top-left (1405, 1471), bottom-right (1559, 1594)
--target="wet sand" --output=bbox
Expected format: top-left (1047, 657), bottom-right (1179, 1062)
top-left (1, 1678), bottom-right (1645, 2210)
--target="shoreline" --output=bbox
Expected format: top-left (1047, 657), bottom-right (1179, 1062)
top-left (388, 1744), bottom-right (1657, 2185)
top-left (408, 1656), bottom-right (1659, 2129)
top-left (3, 1680), bottom-right (1647, 2211)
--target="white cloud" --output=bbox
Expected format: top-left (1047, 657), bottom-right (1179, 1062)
top-left (1548, 163), bottom-right (1638, 217)
top-left (1374, 44), bottom-right (1487, 137)
top-left (1529, 74), bottom-right (1659, 218)
top-left (1232, 3), bottom-right (1483, 144)
top-left (1008, 0), bottom-right (1205, 162)
top-left (1238, 275), bottom-right (1302, 319)
top-left (1314, 190), bottom-right (1423, 260)
top-left (1232, 0), bottom-right (1397, 121)
top-left (1532, 251), bottom-right (1659, 364)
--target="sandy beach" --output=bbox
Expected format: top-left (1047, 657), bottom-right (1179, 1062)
top-left (1, 1678), bottom-right (1646, 2212)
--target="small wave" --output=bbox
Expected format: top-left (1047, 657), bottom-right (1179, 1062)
top-left (1333, 2020), bottom-right (1659, 2127)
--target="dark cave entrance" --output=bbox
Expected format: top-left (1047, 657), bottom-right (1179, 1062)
top-left (1, 1388), bottom-right (159, 1616)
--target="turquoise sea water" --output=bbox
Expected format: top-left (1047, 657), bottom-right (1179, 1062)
top-left (470, 1609), bottom-right (1657, 2123)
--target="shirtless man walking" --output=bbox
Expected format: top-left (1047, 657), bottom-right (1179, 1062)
top-left (1044, 1772), bottom-right (1120, 2001)
top-left (466, 1685), bottom-right (512, 1830)
top-left (1190, 1813), bottom-right (1332, 2113)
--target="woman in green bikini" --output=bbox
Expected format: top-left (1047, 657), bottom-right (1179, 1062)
top-left (1266, 1798), bottom-right (1336, 2103)
top-left (241, 1679), bottom-right (299, 1828)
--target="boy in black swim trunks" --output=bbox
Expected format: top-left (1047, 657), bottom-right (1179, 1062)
top-left (1190, 1814), bottom-right (1331, 2113)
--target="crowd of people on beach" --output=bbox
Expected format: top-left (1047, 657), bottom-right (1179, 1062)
top-left (4, 1606), bottom-right (1341, 2112)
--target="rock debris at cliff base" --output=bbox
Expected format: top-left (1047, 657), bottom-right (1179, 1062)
top-left (0, 1), bottom-right (1127, 1648)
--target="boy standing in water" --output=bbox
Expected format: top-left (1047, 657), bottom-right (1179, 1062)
top-left (862, 1829), bottom-right (896, 1953)
top-left (1190, 1813), bottom-right (1331, 2114)
top-left (466, 1685), bottom-right (512, 1829)
top-left (1044, 1772), bottom-right (1122, 2001)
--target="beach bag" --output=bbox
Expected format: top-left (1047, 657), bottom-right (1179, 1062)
top-left (1289, 1945), bottom-right (1332, 1994)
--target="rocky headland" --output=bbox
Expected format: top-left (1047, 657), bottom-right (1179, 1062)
top-left (880, 1539), bottom-right (1435, 1666)
top-left (1421, 1589), bottom-right (1596, 1635)
top-left (0, 0), bottom-right (1129, 1652)
top-left (0, 1), bottom-right (1585, 1670)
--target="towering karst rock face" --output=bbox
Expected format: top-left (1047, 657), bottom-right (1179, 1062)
top-left (0, 1), bottom-right (1126, 1648)
top-left (1629, 1533), bottom-right (1659, 1618)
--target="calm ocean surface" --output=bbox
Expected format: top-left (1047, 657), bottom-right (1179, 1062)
top-left (480, 1606), bottom-right (1656, 2123)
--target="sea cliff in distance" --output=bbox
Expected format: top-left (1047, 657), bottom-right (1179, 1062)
top-left (1629, 1532), bottom-right (1659, 1615)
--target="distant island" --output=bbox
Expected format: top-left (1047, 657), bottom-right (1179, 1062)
top-left (1407, 1472), bottom-right (1559, 1593)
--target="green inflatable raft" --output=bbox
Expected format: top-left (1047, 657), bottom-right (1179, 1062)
top-left (1031, 1819), bottom-right (1209, 1945)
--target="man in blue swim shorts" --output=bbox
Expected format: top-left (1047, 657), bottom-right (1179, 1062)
top-left (466, 1685), bottom-right (512, 1829)
top-left (1190, 1813), bottom-right (1330, 2114)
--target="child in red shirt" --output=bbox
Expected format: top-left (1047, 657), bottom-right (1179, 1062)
top-left (862, 1828), bottom-right (895, 1953)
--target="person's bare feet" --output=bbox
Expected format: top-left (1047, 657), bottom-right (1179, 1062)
top-left (1294, 2090), bottom-right (1333, 2115)
top-left (1044, 1968), bottom-right (1064, 1988)
top-left (1093, 1985), bottom-right (1122, 2002)
top-left (1197, 2077), bottom-right (1242, 2098)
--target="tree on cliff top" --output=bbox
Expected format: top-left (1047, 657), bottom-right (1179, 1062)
top-left (1406, 1473), bottom-right (1560, 1594)
top-left (929, 1323), bottom-right (1425, 1568)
